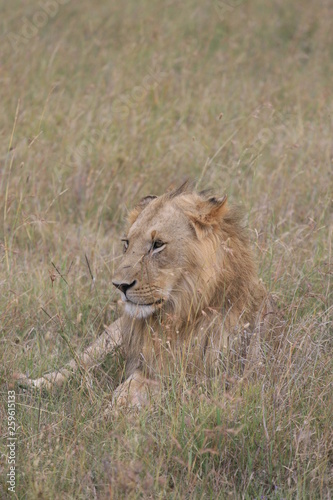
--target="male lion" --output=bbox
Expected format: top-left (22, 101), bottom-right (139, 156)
top-left (15, 182), bottom-right (277, 408)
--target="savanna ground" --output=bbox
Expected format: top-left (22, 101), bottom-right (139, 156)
top-left (0, 0), bottom-right (332, 498)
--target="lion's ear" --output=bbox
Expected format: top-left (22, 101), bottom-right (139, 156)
top-left (187, 195), bottom-right (228, 239)
top-left (128, 195), bottom-right (157, 225)
top-left (206, 195), bottom-right (228, 220)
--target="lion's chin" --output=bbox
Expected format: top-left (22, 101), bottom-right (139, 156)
top-left (124, 302), bottom-right (156, 319)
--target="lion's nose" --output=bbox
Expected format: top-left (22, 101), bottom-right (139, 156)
top-left (112, 279), bottom-right (136, 296)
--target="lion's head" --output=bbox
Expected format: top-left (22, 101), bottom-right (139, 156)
top-left (112, 183), bottom-right (260, 326)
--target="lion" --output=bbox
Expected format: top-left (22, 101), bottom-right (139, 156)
top-left (15, 182), bottom-right (278, 409)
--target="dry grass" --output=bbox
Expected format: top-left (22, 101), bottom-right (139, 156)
top-left (1, 0), bottom-right (332, 498)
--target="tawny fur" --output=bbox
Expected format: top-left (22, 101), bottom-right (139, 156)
top-left (15, 183), bottom-right (278, 408)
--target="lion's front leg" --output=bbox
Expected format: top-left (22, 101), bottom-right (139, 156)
top-left (112, 370), bottom-right (160, 410)
top-left (14, 318), bottom-right (123, 390)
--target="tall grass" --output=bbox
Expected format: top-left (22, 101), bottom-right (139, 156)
top-left (1, 0), bottom-right (332, 497)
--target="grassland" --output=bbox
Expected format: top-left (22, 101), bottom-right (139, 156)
top-left (0, 0), bottom-right (332, 498)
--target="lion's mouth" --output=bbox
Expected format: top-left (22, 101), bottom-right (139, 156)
top-left (125, 298), bottom-right (164, 307)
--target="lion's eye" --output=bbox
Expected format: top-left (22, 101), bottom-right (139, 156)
top-left (151, 239), bottom-right (166, 254)
top-left (121, 239), bottom-right (129, 253)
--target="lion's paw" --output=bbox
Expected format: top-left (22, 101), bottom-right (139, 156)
top-left (110, 371), bottom-right (160, 413)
